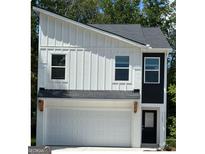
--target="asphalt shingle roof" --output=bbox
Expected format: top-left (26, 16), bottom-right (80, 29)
top-left (142, 27), bottom-right (171, 48)
top-left (33, 6), bottom-right (171, 49)
top-left (90, 24), bottom-right (171, 48)
top-left (90, 24), bottom-right (147, 45)
top-left (38, 89), bottom-right (140, 99)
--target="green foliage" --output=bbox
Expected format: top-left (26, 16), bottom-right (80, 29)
top-left (166, 138), bottom-right (176, 147)
top-left (31, 137), bottom-right (36, 146)
top-left (167, 116), bottom-right (176, 138)
top-left (168, 84), bottom-right (176, 105)
top-left (95, 0), bottom-right (141, 24)
top-left (164, 138), bottom-right (176, 151)
top-left (31, 0), bottom-right (39, 137)
top-left (142, 0), bottom-right (176, 49)
top-left (37, 0), bottom-right (99, 24)
top-left (168, 52), bottom-right (176, 84)
top-left (167, 56), bottom-right (176, 136)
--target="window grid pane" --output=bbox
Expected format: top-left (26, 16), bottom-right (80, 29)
top-left (52, 54), bottom-right (65, 66)
top-left (115, 56), bottom-right (129, 81)
top-left (51, 54), bottom-right (66, 80)
top-left (51, 67), bottom-right (65, 79)
top-left (115, 56), bottom-right (129, 67)
top-left (145, 71), bottom-right (159, 83)
top-left (145, 65), bottom-right (159, 70)
top-left (144, 57), bottom-right (160, 83)
top-left (115, 69), bottom-right (129, 81)
top-left (145, 58), bottom-right (159, 66)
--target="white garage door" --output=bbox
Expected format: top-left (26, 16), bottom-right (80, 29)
top-left (45, 103), bottom-right (132, 147)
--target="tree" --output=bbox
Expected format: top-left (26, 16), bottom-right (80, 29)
top-left (142, 0), bottom-right (176, 49)
top-left (36, 0), bottom-right (99, 24)
top-left (31, 0), bottom-right (39, 138)
top-left (93, 0), bottom-right (141, 24)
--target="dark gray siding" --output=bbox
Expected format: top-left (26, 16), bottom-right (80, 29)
top-left (38, 89), bottom-right (140, 99)
top-left (142, 53), bottom-right (165, 103)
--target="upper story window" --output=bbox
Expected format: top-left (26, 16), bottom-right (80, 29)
top-left (115, 56), bottom-right (129, 81)
top-left (51, 54), bottom-right (66, 80)
top-left (144, 57), bottom-right (160, 84)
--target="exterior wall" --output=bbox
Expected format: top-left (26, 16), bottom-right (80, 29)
top-left (141, 104), bottom-right (166, 147)
top-left (140, 51), bottom-right (168, 147)
top-left (142, 53), bottom-right (165, 103)
top-left (36, 98), bottom-right (142, 147)
top-left (38, 13), bottom-right (142, 91)
top-left (36, 11), bottom-right (168, 148)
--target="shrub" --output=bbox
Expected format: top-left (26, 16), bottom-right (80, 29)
top-left (164, 138), bottom-right (176, 151)
top-left (167, 116), bottom-right (176, 138)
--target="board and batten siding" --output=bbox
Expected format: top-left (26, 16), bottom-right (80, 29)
top-left (38, 13), bottom-right (142, 91)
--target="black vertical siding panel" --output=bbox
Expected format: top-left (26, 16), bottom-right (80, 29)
top-left (142, 53), bottom-right (165, 103)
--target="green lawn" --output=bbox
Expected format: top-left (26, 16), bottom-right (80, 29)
top-left (31, 137), bottom-right (36, 146)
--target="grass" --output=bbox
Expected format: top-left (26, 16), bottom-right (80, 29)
top-left (31, 137), bottom-right (36, 146)
top-left (164, 138), bottom-right (176, 151)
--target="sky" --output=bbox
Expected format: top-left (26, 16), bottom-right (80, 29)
top-left (139, 0), bottom-right (144, 10)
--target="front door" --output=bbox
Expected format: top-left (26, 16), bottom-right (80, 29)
top-left (142, 110), bottom-right (157, 143)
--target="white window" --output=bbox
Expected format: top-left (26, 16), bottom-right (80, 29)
top-left (115, 56), bottom-right (129, 81)
top-left (51, 54), bottom-right (66, 80)
top-left (144, 57), bottom-right (160, 84)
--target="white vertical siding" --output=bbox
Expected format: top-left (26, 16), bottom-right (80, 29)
top-left (39, 14), bottom-right (47, 46)
top-left (55, 19), bottom-right (62, 46)
top-left (105, 48), bottom-right (112, 90)
top-left (47, 16), bottom-right (55, 46)
top-left (38, 13), bottom-right (143, 91)
top-left (97, 48), bottom-right (105, 90)
top-left (69, 49), bottom-right (77, 89)
top-left (83, 50), bottom-right (91, 90)
top-left (76, 49), bottom-right (84, 90)
top-left (62, 22), bottom-right (70, 46)
top-left (70, 24), bottom-right (76, 46)
top-left (90, 49), bottom-right (98, 90)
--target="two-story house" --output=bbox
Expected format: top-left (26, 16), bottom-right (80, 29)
top-left (33, 6), bottom-right (171, 148)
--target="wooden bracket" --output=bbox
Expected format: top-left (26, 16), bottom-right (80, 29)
top-left (38, 99), bottom-right (44, 112)
top-left (134, 101), bottom-right (138, 113)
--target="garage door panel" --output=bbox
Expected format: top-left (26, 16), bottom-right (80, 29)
top-left (45, 107), bottom-right (131, 146)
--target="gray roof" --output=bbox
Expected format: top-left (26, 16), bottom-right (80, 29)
top-left (142, 27), bottom-right (171, 48)
top-left (33, 6), bottom-right (171, 49)
top-left (90, 24), bottom-right (147, 45)
top-left (90, 24), bottom-right (171, 48)
top-left (38, 89), bottom-right (140, 99)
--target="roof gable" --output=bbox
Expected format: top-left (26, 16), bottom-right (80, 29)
top-left (33, 6), bottom-right (171, 49)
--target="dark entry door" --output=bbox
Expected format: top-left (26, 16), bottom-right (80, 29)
top-left (142, 110), bottom-right (157, 143)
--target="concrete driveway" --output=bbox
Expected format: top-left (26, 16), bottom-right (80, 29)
top-left (51, 146), bottom-right (159, 153)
